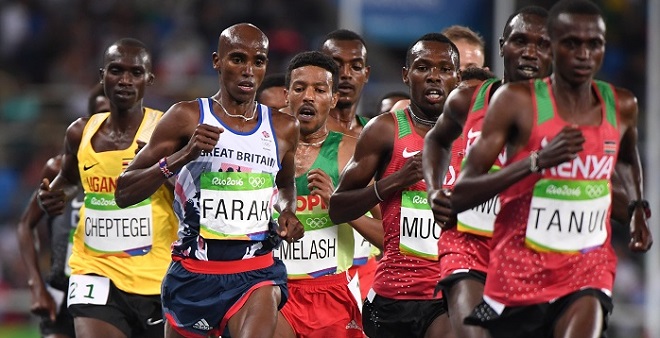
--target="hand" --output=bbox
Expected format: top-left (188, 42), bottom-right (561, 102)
top-left (307, 168), bottom-right (333, 204)
top-left (183, 124), bottom-right (223, 162)
top-left (277, 209), bottom-right (304, 243)
top-left (37, 178), bottom-right (65, 216)
top-left (396, 153), bottom-right (424, 189)
top-left (537, 126), bottom-right (585, 169)
top-left (629, 209), bottom-right (653, 252)
top-left (428, 188), bottom-right (456, 229)
top-left (30, 285), bottom-right (57, 322)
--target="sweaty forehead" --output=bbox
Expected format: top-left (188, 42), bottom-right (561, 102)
top-left (220, 28), bottom-right (269, 53)
top-left (411, 41), bottom-right (455, 62)
top-left (105, 44), bottom-right (149, 66)
top-left (509, 14), bottom-right (547, 36)
top-left (322, 40), bottom-right (366, 60)
top-left (554, 13), bottom-right (605, 36)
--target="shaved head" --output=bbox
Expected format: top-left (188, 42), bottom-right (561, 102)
top-left (218, 23), bottom-right (269, 55)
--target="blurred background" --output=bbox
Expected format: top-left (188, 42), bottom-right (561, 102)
top-left (0, 0), bottom-right (655, 337)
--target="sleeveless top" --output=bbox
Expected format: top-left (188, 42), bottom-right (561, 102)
top-left (71, 108), bottom-right (178, 295)
top-left (485, 78), bottom-right (619, 306)
top-left (171, 98), bottom-right (281, 261)
top-left (456, 78), bottom-right (503, 237)
top-left (373, 109), bottom-right (441, 300)
top-left (274, 131), bottom-right (357, 279)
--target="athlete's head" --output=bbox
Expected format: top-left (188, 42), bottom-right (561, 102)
top-left (500, 6), bottom-right (552, 82)
top-left (441, 25), bottom-right (485, 70)
top-left (100, 38), bottom-right (154, 111)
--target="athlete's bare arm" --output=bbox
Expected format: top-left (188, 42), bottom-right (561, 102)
top-left (452, 82), bottom-right (585, 212)
top-left (615, 88), bottom-right (652, 252)
top-left (115, 101), bottom-right (221, 207)
top-left (423, 85), bottom-right (475, 228)
top-left (17, 157), bottom-right (61, 322)
top-left (271, 110), bottom-right (304, 242)
top-left (37, 119), bottom-right (87, 216)
top-left (337, 134), bottom-right (384, 249)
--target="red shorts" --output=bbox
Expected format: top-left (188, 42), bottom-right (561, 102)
top-left (438, 228), bottom-right (490, 279)
top-left (349, 256), bottom-right (377, 300)
top-left (280, 273), bottom-right (364, 338)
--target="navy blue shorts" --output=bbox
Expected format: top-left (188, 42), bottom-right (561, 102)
top-left (162, 255), bottom-right (288, 337)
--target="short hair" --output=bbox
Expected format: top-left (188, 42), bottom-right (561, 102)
top-left (441, 25), bottom-right (485, 51)
top-left (548, 0), bottom-right (602, 37)
top-left (321, 29), bottom-right (368, 50)
top-left (257, 73), bottom-right (286, 101)
top-left (502, 6), bottom-right (549, 39)
top-left (104, 38), bottom-right (151, 68)
top-left (286, 51), bottom-right (340, 92)
top-left (405, 33), bottom-right (460, 69)
top-left (460, 67), bottom-right (497, 82)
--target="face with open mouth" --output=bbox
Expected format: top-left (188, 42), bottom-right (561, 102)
top-left (403, 39), bottom-right (459, 120)
top-left (286, 65), bottom-right (338, 138)
top-left (501, 13), bottom-right (552, 83)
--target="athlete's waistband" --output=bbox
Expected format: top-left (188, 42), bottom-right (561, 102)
top-left (288, 270), bottom-right (352, 287)
top-left (173, 254), bottom-right (274, 274)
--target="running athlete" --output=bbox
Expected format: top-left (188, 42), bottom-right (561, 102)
top-left (114, 23), bottom-right (303, 338)
top-left (441, 25), bottom-right (487, 71)
top-left (330, 33), bottom-right (460, 338)
top-left (423, 6), bottom-right (552, 338)
top-left (273, 50), bottom-right (377, 338)
top-left (257, 73), bottom-right (288, 111)
top-left (320, 29), bottom-right (380, 299)
top-left (452, 1), bottom-right (652, 337)
top-left (37, 38), bottom-right (177, 338)
top-left (17, 84), bottom-right (109, 338)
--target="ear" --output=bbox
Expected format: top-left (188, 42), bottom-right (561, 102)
top-left (99, 68), bottom-right (104, 84)
top-left (147, 73), bottom-right (155, 86)
top-left (364, 65), bottom-right (371, 83)
top-left (499, 37), bottom-right (505, 57)
top-left (284, 88), bottom-right (290, 106)
top-left (212, 52), bottom-right (221, 71)
top-left (331, 92), bottom-right (339, 109)
top-left (402, 67), bottom-right (409, 86)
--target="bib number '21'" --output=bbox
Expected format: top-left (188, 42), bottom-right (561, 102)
top-left (67, 274), bottom-right (110, 306)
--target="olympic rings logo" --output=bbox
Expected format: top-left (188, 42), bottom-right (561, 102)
top-left (306, 217), bottom-right (328, 229)
top-left (585, 185), bottom-right (605, 198)
top-left (249, 177), bottom-right (266, 188)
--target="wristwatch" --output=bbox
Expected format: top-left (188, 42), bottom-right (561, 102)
top-left (628, 200), bottom-right (651, 219)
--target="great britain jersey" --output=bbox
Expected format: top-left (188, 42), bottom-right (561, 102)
top-left (485, 78), bottom-right (619, 306)
top-left (171, 98), bottom-right (282, 261)
top-left (438, 78), bottom-right (501, 279)
top-left (373, 108), bottom-right (441, 300)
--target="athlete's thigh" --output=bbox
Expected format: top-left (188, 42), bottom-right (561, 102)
top-left (227, 285), bottom-right (281, 338)
top-left (553, 295), bottom-right (603, 338)
top-left (74, 317), bottom-right (127, 338)
top-left (273, 312), bottom-right (296, 338)
top-left (424, 312), bottom-right (456, 338)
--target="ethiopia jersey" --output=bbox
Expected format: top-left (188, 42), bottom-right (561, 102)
top-left (485, 78), bottom-right (619, 306)
top-left (71, 108), bottom-right (178, 295)
top-left (172, 98), bottom-right (281, 262)
top-left (438, 78), bottom-right (500, 279)
top-left (275, 131), bottom-right (346, 279)
top-left (373, 109), bottom-right (441, 300)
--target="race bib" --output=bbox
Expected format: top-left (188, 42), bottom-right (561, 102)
top-left (276, 220), bottom-right (338, 278)
top-left (199, 172), bottom-right (274, 241)
top-left (83, 193), bottom-right (153, 257)
top-left (399, 191), bottom-right (440, 260)
top-left (457, 195), bottom-right (499, 237)
top-left (67, 274), bottom-right (110, 306)
top-left (525, 179), bottom-right (610, 253)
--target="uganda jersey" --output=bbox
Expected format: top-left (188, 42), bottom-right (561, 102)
top-left (373, 108), bottom-right (441, 300)
top-left (171, 98), bottom-right (281, 261)
top-left (438, 78), bottom-right (500, 279)
top-left (485, 78), bottom-right (619, 306)
top-left (71, 108), bottom-right (178, 295)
